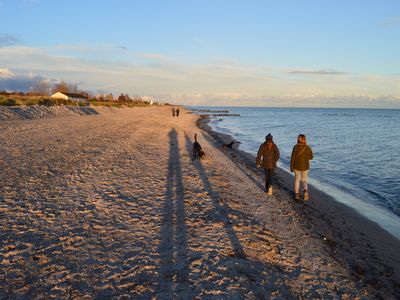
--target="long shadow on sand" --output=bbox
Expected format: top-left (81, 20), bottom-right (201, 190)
top-left (158, 129), bottom-right (189, 299)
top-left (196, 120), bottom-right (400, 298)
top-left (193, 124), bottom-right (265, 191)
top-left (184, 133), bottom-right (297, 298)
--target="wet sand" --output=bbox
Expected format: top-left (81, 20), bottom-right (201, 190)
top-left (0, 106), bottom-right (399, 298)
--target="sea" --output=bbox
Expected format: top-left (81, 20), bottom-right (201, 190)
top-left (191, 106), bottom-right (400, 239)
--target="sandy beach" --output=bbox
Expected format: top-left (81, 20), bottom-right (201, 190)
top-left (0, 106), bottom-right (399, 299)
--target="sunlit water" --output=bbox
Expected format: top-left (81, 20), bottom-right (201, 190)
top-left (192, 106), bottom-right (400, 239)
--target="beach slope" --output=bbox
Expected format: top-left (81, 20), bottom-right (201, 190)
top-left (0, 106), bottom-right (399, 298)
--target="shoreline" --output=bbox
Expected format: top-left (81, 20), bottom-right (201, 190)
top-left (197, 113), bottom-right (400, 288)
top-left (198, 113), bottom-right (400, 239)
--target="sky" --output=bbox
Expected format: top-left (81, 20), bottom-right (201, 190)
top-left (0, 0), bottom-right (399, 107)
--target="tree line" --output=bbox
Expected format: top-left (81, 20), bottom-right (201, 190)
top-left (22, 79), bottom-right (144, 102)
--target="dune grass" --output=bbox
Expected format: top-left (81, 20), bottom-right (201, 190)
top-left (0, 94), bottom-right (156, 107)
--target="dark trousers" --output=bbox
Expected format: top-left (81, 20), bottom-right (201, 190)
top-left (264, 168), bottom-right (275, 190)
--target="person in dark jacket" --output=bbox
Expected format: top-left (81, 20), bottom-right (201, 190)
top-left (290, 134), bottom-right (313, 201)
top-left (256, 133), bottom-right (280, 195)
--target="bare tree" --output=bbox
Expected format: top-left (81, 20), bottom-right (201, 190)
top-left (31, 80), bottom-right (50, 95)
top-left (117, 93), bottom-right (126, 102)
top-left (105, 93), bottom-right (114, 101)
top-left (80, 91), bottom-right (90, 98)
top-left (95, 94), bottom-right (105, 101)
top-left (68, 83), bottom-right (78, 93)
top-left (52, 80), bottom-right (70, 93)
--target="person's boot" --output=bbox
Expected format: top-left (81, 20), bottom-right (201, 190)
top-left (294, 192), bottom-right (300, 201)
top-left (304, 190), bottom-right (309, 201)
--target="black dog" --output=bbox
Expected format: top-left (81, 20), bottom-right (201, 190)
top-left (193, 133), bottom-right (205, 159)
top-left (222, 141), bottom-right (235, 150)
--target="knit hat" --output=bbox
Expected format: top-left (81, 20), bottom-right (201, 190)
top-left (265, 133), bottom-right (273, 141)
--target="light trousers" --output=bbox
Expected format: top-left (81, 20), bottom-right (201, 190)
top-left (294, 170), bottom-right (309, 193)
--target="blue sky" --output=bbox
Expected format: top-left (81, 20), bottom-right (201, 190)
top-left (0, 0), bottom-right (399, 107)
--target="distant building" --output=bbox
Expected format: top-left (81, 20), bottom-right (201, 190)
top-left (51, 92), bottom-right (88, 103)
top-left (142, 96), bottom-right (154, 105)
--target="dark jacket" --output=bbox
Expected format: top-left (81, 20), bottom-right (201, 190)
top-left (256, 142), bottom-right (280, 169)
top-left (290, 144), bottom-right (313, 171)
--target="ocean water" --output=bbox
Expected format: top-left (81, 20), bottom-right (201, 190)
top-left (192, 107), bottom-right (400, 238)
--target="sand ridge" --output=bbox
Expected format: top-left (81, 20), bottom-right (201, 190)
top-left (0, 105), bottom-right (120, 121)
top-left (0, 106), bottom-right (399, 298)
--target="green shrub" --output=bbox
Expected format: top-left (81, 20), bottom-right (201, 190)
top-left (89, 100), bottom-right (99, 106)
top-left (26, 99), bottom-right (40, 106)
top-left (38, 98), bottom-right (56, 106)
top-left (0, 98), bottom-right (17, 106)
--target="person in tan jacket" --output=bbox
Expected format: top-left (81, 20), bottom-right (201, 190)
top-left (256, 133), bottom-right (280, 196)
top-left (290, 134), bottom-right (313, 201)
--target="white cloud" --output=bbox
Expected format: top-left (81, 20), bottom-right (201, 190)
top-left (289, 69), bottom-right (349, 75)
top-left (136, 53), bottom-right (169, 62)
top-left (52, 44), bottom-right (129, 55)
top-left (0, 45), bottom-right (399, 108)
top-left (0, 71), bottom-right (46, 92)
top-left (161, 93), bottom-right (400, 109)
top-left (0, 68), bottom-right (15, 78)
top-left (27, 71), bottom-right (37, 78)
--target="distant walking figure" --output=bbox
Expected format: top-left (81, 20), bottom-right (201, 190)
top-left (290, 134), bottom-right (314, 201)
top-left (176, 108), bottom-right (180, 117)
top-left (256, 133), bottom-right (280, 196)
top-left (172, 107), bottom-right (176, 117)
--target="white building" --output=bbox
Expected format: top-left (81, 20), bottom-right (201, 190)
top-left (142, 96), bottom-right (154, 105)
top-left (51, 92), bottom-right (88, 103)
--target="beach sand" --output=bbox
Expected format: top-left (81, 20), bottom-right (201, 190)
top-left (0, 106), bottom-right (399, 298)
